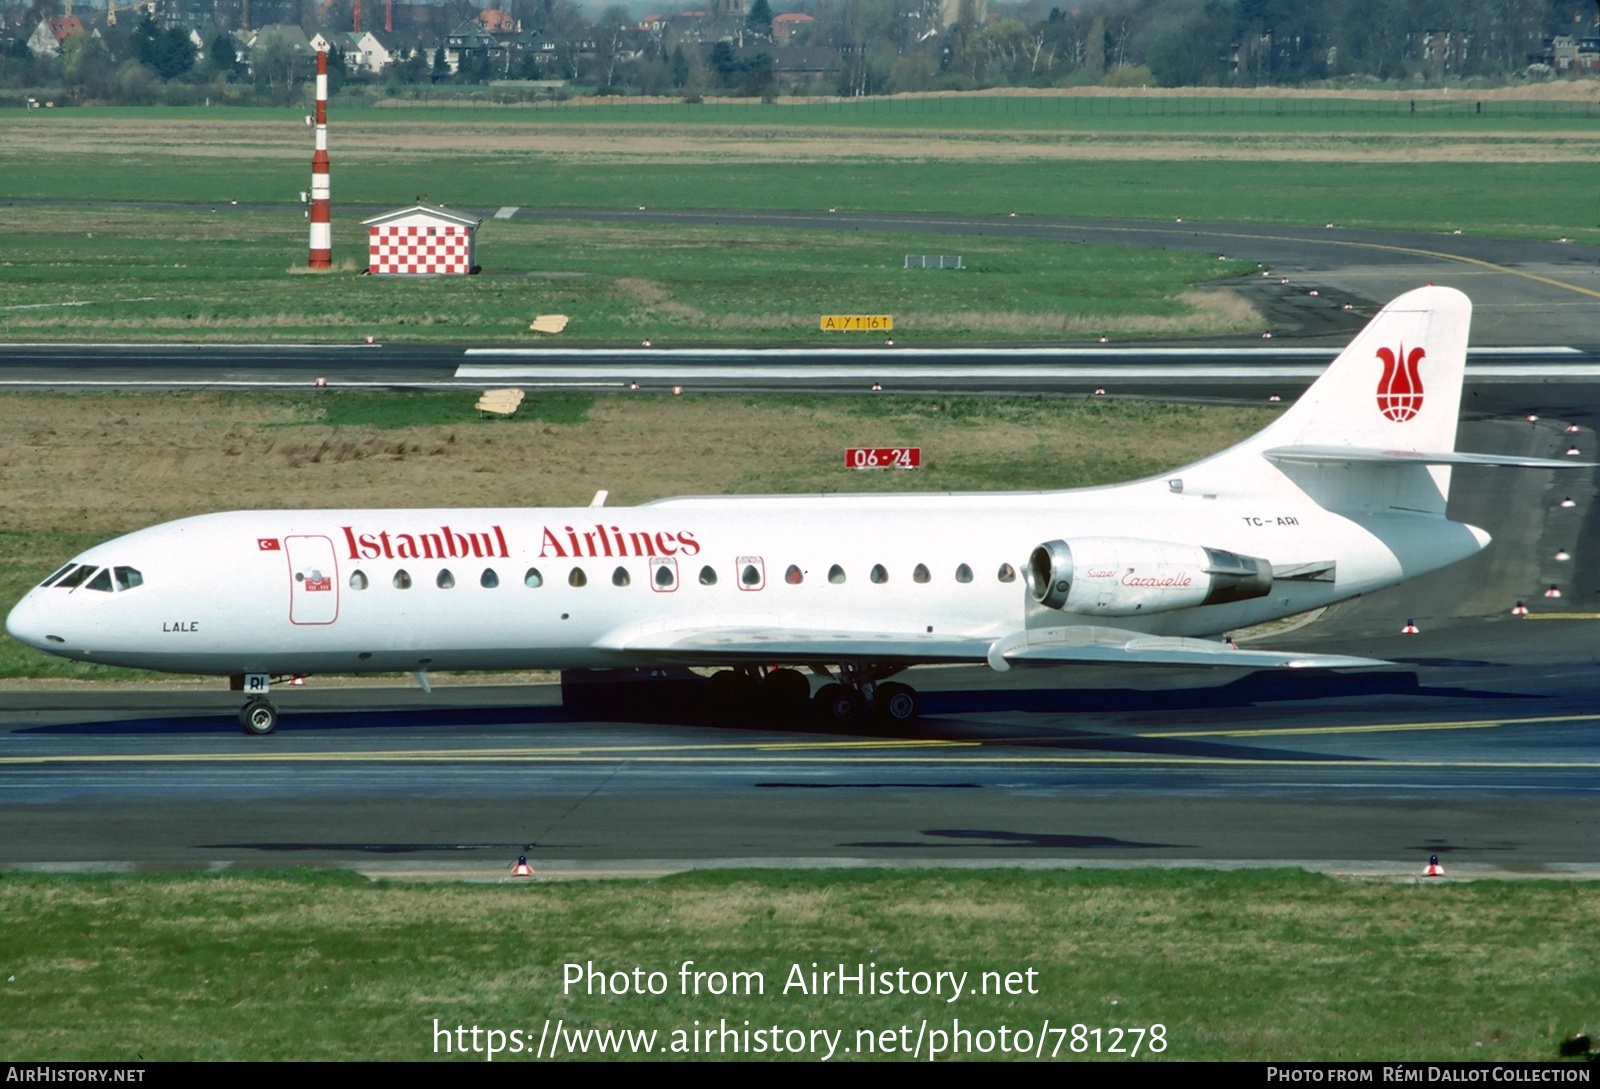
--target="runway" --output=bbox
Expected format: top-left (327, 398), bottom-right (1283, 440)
top-left (1, 645), bottom-right (1596, 872)
top-left (0, 211), bottom-right (1596, 874)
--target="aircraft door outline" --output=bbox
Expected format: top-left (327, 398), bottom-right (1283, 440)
top-left (285, 535), bottom-right (340, 625)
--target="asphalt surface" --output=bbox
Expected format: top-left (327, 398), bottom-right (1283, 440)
top-left (0, 210), bottom-right (1596, 874)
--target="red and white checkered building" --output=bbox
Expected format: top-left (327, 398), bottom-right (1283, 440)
top-left (362, 205), bottom-right (482, 275)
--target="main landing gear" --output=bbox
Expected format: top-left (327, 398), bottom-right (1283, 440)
top-left (703, 664), bottom-right (920, 729)
top-left (810, 681), bottom-right (920, 728)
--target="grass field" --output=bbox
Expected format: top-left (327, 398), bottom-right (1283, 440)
top-left (2, 95), bottom-right (1596, 344)
top-left (0, 390), bottom-right (1276, 679)
top-left (0, 868), bottom-right (1594, 1061)
top-left (0, 208), bottom-right (1259, 343)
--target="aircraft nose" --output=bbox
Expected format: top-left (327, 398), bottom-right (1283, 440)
top-left (5, 591), bottom-right (61, 651)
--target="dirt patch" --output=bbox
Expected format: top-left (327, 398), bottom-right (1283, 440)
top-left (0, 392), bottom-right (1272, 537)
top-left (7, 114), bottom-right (1600, 164)
top-left (913, 290), bottom-right (1261, 337)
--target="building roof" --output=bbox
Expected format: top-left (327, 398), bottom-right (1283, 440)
top-left (361, 205), bottom-right (483, 230)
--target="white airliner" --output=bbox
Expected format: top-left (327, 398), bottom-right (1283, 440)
top-left (5, 286), bottom-right (1581, 735)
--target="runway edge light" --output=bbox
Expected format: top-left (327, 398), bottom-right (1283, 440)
top-left (1424, 854), bottom-right (1445, 877)
top-left (512, 855), bottom-right (534, 878)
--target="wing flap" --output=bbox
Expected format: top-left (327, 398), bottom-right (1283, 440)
top-left (985, 625), bottom-right (1387, 671)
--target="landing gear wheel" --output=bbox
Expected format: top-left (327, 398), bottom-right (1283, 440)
top-left (812, 682), bottom-right (864, 728)
top-left (239, 699), bottom-right (279, 736)
top-left (764, 668), bottom-right (811, 720)
top-left (875, 682), bottom-right (920, 726)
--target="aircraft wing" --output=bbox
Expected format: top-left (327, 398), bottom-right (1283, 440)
top-left (600, 623), bottom-right (1389, 672)
top-left (981, 626), bottom-right (1389, 672)
top-left (600, 625), bottom-right (991, 665)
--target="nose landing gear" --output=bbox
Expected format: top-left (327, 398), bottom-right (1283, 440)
top-left (239, 698), bottom-right (279, 736)
top-left (231, 673), bottom-right (282, 736)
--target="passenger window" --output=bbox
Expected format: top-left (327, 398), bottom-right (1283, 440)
top-left (113, 567), bottom-right (143, 591)
top-left (913, 564), bottom-right (930, 584)
top-left (349, 570), bottom-right (369, 590)
top-left (612, 566), bottom-right (630, 587)
top-left (699, 565), bottom-right (718, 586)
top-left (394, 570), bottom-right (412, 589)
top-left (481, 569), bottom-right (499, 589)
top-left (437, 569), bottom-right (455, 589)
top-left (86, 568), bottom-right (114, 592)
top-left (651, 557), bottom-right (678, 592)
top-left (870, 564), bottom-right (888, 584)
top-left (998, 563), bottom-right (1016, 583)
top-left (738, 556), bottom-right (765, 590)
top-left (55, 566), bottom-right (96, 590)
top-left (828, 564), bottom-right (846, 585)
top-left (955, 563), bottom-right (973, 584)
top-left (39, 563), bottom-right (75, 587)
top-left (569, 568), bottom-right (587, 587)
top-left (785, 564), bottom-right (803, 585)
top-left (524, 568), bottom-right (543, 588)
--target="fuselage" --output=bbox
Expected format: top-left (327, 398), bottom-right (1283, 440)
top-left (5, 475), bottom-right (1489, 677)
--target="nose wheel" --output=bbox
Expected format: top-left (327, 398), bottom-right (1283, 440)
top-left (239, 698), bottom-right (279, 736)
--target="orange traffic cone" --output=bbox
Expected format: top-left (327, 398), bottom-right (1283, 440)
top-left (512, 855), bottom-right (534, 878)
top-left (1424, 854), bottom-right (1445, 877)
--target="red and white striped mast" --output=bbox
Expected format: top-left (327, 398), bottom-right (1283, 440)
top-left (308, 49), bottom-right (332, 269)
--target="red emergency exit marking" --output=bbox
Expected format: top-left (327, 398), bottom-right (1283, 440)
top-left (846, 447), bottom-right (920, 469)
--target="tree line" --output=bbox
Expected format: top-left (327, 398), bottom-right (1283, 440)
top-left (3, 0), bottom-right (1598, 105)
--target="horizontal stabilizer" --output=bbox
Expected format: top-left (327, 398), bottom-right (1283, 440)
top-left (1264, 445), bottom-right (1595, 469)
top-left (985, 626), bottom-right (1388, 672)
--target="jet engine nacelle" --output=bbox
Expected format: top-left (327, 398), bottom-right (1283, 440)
top-left (1028, 537), bottom-right (1273, 617)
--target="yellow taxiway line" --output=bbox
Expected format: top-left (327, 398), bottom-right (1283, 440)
top-left (1140, 711), bottom-right (1600, 739)
top-left (3, 713), bottom-right (1595, 768)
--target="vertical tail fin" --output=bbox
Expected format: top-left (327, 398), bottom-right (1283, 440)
top-left (1187, 285), bottom-right (1471, 514)
top-left (1251, 284), bottom-right (1470, 455)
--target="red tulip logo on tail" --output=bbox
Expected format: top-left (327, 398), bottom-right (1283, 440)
top-left (1376, 344), bottom-right (1425, 422)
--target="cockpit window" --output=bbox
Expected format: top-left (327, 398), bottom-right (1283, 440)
top-left (39, 564), bottom-right (76, 588)
top-left (113, 567), bottom-right (143, 591)
top-left (54, 566), bottom-right (97, 590)
top-left (85, 568), bottom-right (114, 593)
